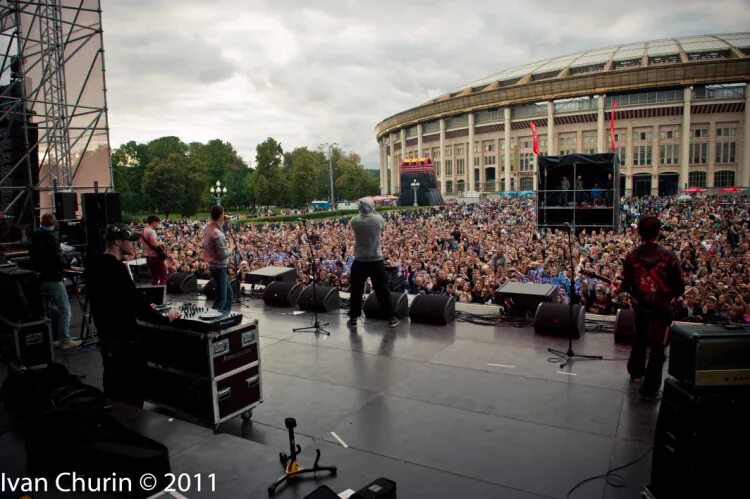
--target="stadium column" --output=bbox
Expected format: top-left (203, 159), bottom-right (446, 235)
top-left (626, 125), bottom-right (633, 195)
top-left (597, 95), bottom-right (605, 153)
top-left (468, 113), bottom-right (475, 194)
top-left (743, 89), bottom-right (750, 187)
top-left (417, 123), bottom-right (423, 159)
top-left (389, 132), bottom-right (397, 195)
top-left (547, 101), bottom-right (556, 155)
top-left (379, 139), bottom-right (386, 195)
top-left (439, 119), bottom-right (446, 194)
top-left (679, 86), bottom-right (692, 190)
top-left (399, 128), bottom-right (406, 194)
top-left (504, 107), bottom-right (511, 192)
top-left (652, 124), bottom-right (660, 196)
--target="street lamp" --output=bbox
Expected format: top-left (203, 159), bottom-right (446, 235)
top-left (410, 179), bottom-right (420, 207)
top-left (210, 179), bottom-right (227, 206)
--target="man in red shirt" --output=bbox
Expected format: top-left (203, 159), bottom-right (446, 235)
top-left (141, 215), bottom-right (167, 285)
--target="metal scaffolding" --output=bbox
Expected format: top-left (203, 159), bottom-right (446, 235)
top-left (0, 0), bottom-right (111, 229)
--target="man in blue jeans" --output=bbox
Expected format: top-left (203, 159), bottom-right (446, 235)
top-left (30, 213), bottom-right (81, 349)
top-left (203, 205), bottom-right (232, 312)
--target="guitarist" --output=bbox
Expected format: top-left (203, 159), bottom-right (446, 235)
top-left (141, 215), bottom-right (168, 285)
top-left (614, 215), bottom-right (685, 401)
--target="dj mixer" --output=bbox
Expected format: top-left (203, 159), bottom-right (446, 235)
top-left (154, 303), bottom-right (243, 332)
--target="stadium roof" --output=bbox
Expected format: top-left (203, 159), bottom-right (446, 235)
top-left (439, 33), bottom-right (750, 100)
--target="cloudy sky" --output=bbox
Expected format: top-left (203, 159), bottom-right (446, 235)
top-left (101, 0), bottom-right (749, 169)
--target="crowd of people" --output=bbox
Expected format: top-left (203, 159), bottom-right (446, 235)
top-left (136, 193), bottom-right (750, 324)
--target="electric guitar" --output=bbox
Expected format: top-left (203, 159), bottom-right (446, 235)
top-left (141, 234), bottom-right (172, 262)
top-left (579, 269), bottom-right (620, 287)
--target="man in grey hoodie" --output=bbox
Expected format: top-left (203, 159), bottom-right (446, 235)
top-left (203, 205), bottom-right (232, 312)
top-left (347, 197), bottom-right (399, 328)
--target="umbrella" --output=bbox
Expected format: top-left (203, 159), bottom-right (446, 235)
top-left (677, 194), bottom-right (693, 202)
top-left (517, 190), bottom-right (534, 197)
top-left (719, 186), bottom-right (741, 193)
top-left (681, 187), bottom-right (707, 193)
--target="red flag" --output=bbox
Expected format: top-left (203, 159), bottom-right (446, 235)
top-left (609, 100), bottom-right (617, 152)
top-left (530, 121), bottom-right (539, 156)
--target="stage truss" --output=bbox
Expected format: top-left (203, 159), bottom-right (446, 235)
top-left (0, 0), bottom-right (112, 229)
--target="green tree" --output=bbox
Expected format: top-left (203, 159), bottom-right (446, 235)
top-left (287, 147), bottom-right (322, 207)
top-left (254, 138), bottom-right (286, 206)
top-left (141, 155), bottom-right (186, 217)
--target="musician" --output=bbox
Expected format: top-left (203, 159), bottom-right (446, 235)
top-left (614, 215), bottom-right (685, 401)
top-left (203, 205), bottom-right (232, 313)
top-left (141, 214), bottom-right (167, 285)
top-left (29, 213), bottom-right (81, 349)
top-left (347, 197), bottom-right (398, 328)
top-left (87, 223), bottom-right (180, 407)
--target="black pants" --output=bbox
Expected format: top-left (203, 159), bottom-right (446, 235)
top-left (627, 310), bottom-right (672, 395)
top-left (101, 342), bottom-right (146, 408)
top-left (349, 259), bottom-right (393, 319)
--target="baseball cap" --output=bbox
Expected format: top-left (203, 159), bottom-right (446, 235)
top-left (104, 223), bottom-right (141, 242)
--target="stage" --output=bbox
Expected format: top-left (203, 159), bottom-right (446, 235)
top-left (0, 292), bottom-right (657, 499)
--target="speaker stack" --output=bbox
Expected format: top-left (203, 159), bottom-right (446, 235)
top-left (262, 281), bottom-right (302, 307)
top-left (297, 285), bottom-right (340, 313)
top-left (363, 292), bottom-right (409, 319)
top-left (81, 192), bottom-right (121, 258)
top-left (408, 295), bottom-right (455, 325)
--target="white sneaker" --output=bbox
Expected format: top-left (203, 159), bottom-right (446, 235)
top-left (61, 339), bottom-right (82, 349)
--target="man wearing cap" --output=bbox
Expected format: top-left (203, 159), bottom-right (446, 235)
top-left (614, 215), bottom-right (685, 401)
top-left (347, 197), bottom-right (399, 328)
top-left (87, 223), bottom-right (180, 407)
top-left (29, 213), bottom-right (81, 349)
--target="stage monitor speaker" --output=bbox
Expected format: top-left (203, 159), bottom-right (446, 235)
top-left (409, 294), bottom-right (455, 325)
top-left (202, 277), bottom-right (238, 299)
top-left (54, 192), bottom-right (78, 220)
top-left (262, 281), bottom-right (302, 307)
top-left (363, 292), bottom-right (409, 319)
top-left (166, 272), bottom-right (197, 294)
top-left (614, 308), bottom-right (635, 344)
top-left (534, 303), bottom-right (585, 338)
top-left (0, 266), bottom-right (45, 322)
top-left (495, 282), bottom-right (558, 313)
top-left (297, 285), bottom-right (340, 313)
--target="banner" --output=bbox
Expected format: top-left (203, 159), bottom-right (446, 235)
top-left (530, 121), bottom-right (539, 155)
top-left (609, 101), bottom-right (617, 152)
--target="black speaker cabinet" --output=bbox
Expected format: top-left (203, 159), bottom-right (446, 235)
top-left (262, 281), bottom-right (302, 307)
top-left (0, 266), bottom-right (45, 322)
top-left (351, 477), bottom-right (397, 499)
top-left (614, 308), bottom-right (635, 344)
top-left (533, 303), bottom-right (585, 338)
top-left (649, 378), bottom-right (750, 499)
top-left (166, 272), bottom-right (198, 294)
top-left (203, 277), bottom-right (238, 300)
top-left (54, 192), bottom-right (78, 220)
top-left (363, 291), bottom-right (409, 319)
top-left (409, 294), bottom-right (455, 325)
top-left (297, 285), bottom-right (340, 312)
top-left (81, 192), bottom-right (121, 225)
top-left (495, 282), bottom-right (558, 313)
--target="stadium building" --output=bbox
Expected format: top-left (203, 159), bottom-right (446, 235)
top-left (375, 34), bottom-right (750, 197)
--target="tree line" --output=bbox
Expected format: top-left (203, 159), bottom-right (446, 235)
top-left (112, 136), bottom-right (380, 216)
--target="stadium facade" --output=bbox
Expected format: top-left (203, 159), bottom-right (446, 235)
top-left (375, 34), bottom-right (750, 197)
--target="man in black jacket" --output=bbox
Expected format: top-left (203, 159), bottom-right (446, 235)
top-left (615, 216), bottom-right (685, 401)
top-left (30, 213), bottom-right (81, 349)
top-left (87, 223), bottom-right (180, 407)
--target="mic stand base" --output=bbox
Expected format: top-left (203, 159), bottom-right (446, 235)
top-left (547, 346), bottom-right (603, 369)
top-left (292, 321), bottom-right (331, 336)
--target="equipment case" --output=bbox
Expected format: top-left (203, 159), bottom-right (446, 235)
top-left (0, 316), bottom-right (53, 367)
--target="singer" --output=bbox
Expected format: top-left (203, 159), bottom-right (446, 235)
top-left (347, 197), bottom-right (399, 328)
top-left (203, 205), bottom-right (232, 313)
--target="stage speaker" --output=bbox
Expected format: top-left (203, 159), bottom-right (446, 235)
top-left (202, 277), bottom-right (238, 299)
top-left (495, 282), bottom-right (558, 313)
top-left (297, 285), bottom-right (340, 312)
top-left (533, 303), bottom-right (585, 338)
top-left (409, 294), bottom-right (455, 325)
top-left (81, 192), bottom-right (121, 225)
top-left (614, 308), bottom-right (635, 344)
top-left (54, 192), bottom-right (78, 220)
top-left (166, 272), bottom-right (197, 294)
top-left (262, 281), bottom-right (302, 307)
top-left (0, 266), bottom-right (45, 322)
top-left (363, 292), bottom-right (409, 319)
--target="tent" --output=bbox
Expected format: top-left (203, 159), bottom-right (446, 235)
top-left (719, 186), bottom-right (742, 193)
top-left (681, 187), bottom-right (707, 193)
top-left (677, 194), bottom-right (693, 202)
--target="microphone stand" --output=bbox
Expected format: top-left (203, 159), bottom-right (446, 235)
top-left (223, 217), bottom-right (244, 305)
top-left (293, 219), bottom-right (330, 336)
top-left (547, 223), bottom-right (602, 368)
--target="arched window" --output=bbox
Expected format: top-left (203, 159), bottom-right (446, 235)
top-left (688, 171), bottom-right (706, 187)
top-left (714, 170), bottom-right (735, 188)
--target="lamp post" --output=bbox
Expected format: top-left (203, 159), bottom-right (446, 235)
top-left (210, 180), bottom-right (227, 206)
top-left (410, 179), bottom-right (420, 207)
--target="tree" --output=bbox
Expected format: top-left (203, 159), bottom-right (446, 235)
top-left (287, 147), bottom-right (322, 207)
top-left (254, 138), bottom-right (286, 206)
top-left (141, 155), bottom-right (186, 217)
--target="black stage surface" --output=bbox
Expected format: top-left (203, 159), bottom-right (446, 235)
top-left (0, 292), bottom-right (657, 499)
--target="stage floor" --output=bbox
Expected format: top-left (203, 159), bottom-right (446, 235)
top-left (0, 292), bottom-right (658, 499)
